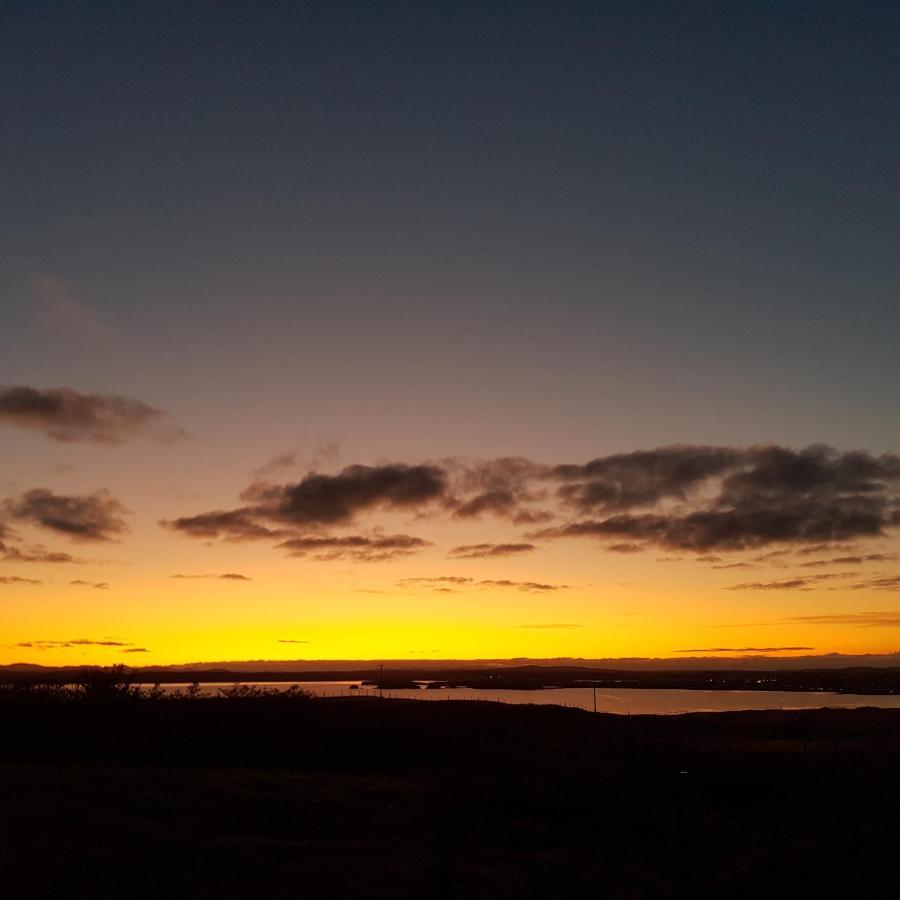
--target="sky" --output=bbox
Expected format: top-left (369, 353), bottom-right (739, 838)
top-left (1, 1), bottom-right (899, 666)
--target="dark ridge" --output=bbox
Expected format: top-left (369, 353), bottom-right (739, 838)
top-left (7, 663), bottom-right (900, 694)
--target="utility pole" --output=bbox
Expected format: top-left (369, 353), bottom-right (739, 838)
top-left (592, 683), bottom-right (597, 713)
top-left (379, 663), bottom-right (384, 698)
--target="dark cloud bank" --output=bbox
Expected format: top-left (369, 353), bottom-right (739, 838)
top-left (538, 445), bottom-right (900, 552)
top-left (163, 445), bottom-right (900, 567)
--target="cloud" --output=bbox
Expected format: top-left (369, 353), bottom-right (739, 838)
top-left (253, 450), bottom-right (301, 479)
top-left (277, 639), bottom-right (310, 644)
top-left (476, 579), bottom-right (567, 592)
top-left (447, 542), bottom-right (536, 559)
top-left (791, 543), bottom-right (856, 556)
top-left (0, 575), bottom-right (42, 585)
top-left (252, 441), bottom-right (340, 480)
top-left (452, 489), bottom-right (524, 519)
top-left (0, 385), bottom-right (182, 444)
top-left (674, 646), bottom-right (815, 653)
top-left (785, 611), bottom-right (900, 627)
top-left (163, 463), bottom-right (446, 542)
top-left (170, 573), bottom-right (252, 581)
top-left (15, 638), bottom-right (137, 649)
top-left (257, 464), bottom-right (446, 526)
top-left (446, 457), bottom-right (552, 524)
top-left (4, 489), bottom-right (128, 542)
top-left (69, 580), bottom-right (109, 590)
top-left (727, 572), bottom-right (856, 591)
top-left (277, 533), bottom-right (432, 562)
top-left (517, 623), bottom-right (582, 629)
top-left (121, 647), bottom-right (149, 653)
top-left (798, 553), bottom-right (898, 568)
top-left (33, 274), bottom-right (111, 342)
top-left (398, 576), bottom-right (566, 592)
top-left (164, 444), bottom-right (900, 558)
top-left (0, 543), bottom-right (83, 564)
top-left (538, 445), bottom-right (900, 552)
top-left (553, 445), bottom-right (742, 513)
top-left (535, 501), bottom-right (888, 553)
top-left (161, 508), bottom-right (283, 541)
top-left (399, 576), bottom-right (474, 587)
top-left (847, 575), bottom-right (900, 592)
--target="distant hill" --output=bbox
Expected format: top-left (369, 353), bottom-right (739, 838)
top-left (129, 651), bottom-right (900, 672)
top-left (5, 651), bottom-right (900, 675)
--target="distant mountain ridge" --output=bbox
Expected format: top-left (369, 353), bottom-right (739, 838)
top-left (5, 651), bottom-right (900, 673)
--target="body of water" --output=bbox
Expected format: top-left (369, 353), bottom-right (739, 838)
top-left (144, 681), bottom-right (900, 715)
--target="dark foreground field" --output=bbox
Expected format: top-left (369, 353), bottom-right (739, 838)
top-left (2, 688), bottom-right (899, 898)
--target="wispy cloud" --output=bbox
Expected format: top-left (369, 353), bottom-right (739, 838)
top-left (277, 533), bottom-right (432, 562)
top-left (674, 646), bottom-right (814, 653)
top-left (727, 572), bottom-right (856, 591)
top-left (399, 576), bottom-right (567, 592)
top-left (478, 579), bottom-right (568, 592)
top-left (799, 553), bottom-right (898, 568)
top-left (447, 542), bottom-right (536, 559)
top-left (170, 573), bottom-right (252, 581)
top-left (399, 576), bottom-right (473, 586)
top-left (14, 638), bottom-right (139, 649)
top-left (785, 611), bottom-right (900, 627)
top-left (33, 274), bottom-right (112, 343)
top-left (252, 441), bottom-right (340, 480)
top-left (847, 575), bottom-right (900, 592)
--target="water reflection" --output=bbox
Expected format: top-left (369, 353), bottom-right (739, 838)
top-left (143, 681), bottom-right (900, 715)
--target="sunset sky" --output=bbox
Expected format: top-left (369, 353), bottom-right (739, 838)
top-left (2, 2), bottom-right (899, 666)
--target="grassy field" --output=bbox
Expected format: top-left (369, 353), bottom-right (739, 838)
top-left (2, 690), bottom-right (899, 898)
